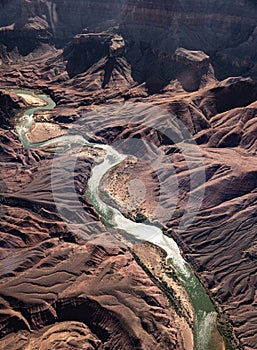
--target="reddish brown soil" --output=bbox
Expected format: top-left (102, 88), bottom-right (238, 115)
top-left (1, 1), bottom-right (257, 348)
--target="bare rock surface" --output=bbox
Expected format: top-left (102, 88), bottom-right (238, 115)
top-left (1, 1), bottom-right (257, 349)
top-left (0, 123), bottom-right (189, 349)
top-left (0, 89), bottom-right (26, 128)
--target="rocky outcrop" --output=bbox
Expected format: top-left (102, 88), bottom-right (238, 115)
top-left (2, 1), bottom-right (257, 349)
top-left (63, 33), bottom-right (126, 78)
top-left (0, 90), bottom-right (26, 128)
top-left (63, 33), bottom-right (110, 78)
top-left (1, 0), bottom-right (257, 78)
top-left (0, 0), bottom-right (123, 54)
top-left (109, 34), bottom-right (125, 57)
top-left (172, 48), bottom-right (215, 91)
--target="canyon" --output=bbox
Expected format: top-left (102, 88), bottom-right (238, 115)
top-left (1, 1), bottom-right (257, 349)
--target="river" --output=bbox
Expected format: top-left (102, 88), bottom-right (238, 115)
top-left (13, 89), bottom-right (224, 350)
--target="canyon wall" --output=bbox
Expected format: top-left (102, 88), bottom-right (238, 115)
top-left (1, 0), bottom-right (257, 76)
top-left (2, 1), bottom-right (257, 349)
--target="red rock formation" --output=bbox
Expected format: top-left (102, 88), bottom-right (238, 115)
top-left (0, 118), bottom-right (189, 348)
top-left (0, 194), bottom-right (185, 349)
top-left (1, 0), bottom-right (257, 78)
top-left (1, 1), bottom-right (257, 349)
top-left (0, 90), bottom-right (26, 128)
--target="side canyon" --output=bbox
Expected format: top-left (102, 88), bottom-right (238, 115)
top-left (1, 1), bottom-right (257, 349)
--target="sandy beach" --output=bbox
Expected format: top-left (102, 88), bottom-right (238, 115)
top-left (17, 93), bottom-right (48, 107)
top-left (26, 122), bottom-right (66, 143)
top-left (100, 156), bottom-right (160, 222)
top-left (132, 241), bottom-right (194, 350)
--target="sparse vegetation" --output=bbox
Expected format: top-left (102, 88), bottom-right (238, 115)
top-left (218, 320), bottom-right (243, 350)
top-left (135, 213), bottom-right (147, 223)
top-left (131, 251), bottom-right (188, 320)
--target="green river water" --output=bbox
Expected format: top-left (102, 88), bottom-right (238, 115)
top-left (13, 89), bottom-right (224, 350)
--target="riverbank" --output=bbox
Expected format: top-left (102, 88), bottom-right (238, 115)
top-left (99, 156), bottom-right (159, 222)
top-left (132, 241), bottom-right (194, 350)
top-left (13, 88), bottom-right (226, 350)
top-left (26, 122), bottom-right (66, 143)
top-left (16, 92), bottom-right (48, 107)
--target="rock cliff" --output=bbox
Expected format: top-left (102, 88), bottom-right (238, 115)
top-left (1, 1), bottom-right (257, 349)
top-left (0, 90), bottom-right (26, 128)
top-left (1, 0), bottom-right (257, 78)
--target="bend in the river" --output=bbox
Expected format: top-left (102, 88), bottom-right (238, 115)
top-left (14, 89), bottom-right (224, 350)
